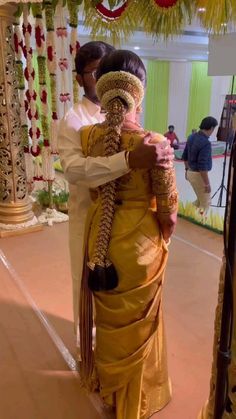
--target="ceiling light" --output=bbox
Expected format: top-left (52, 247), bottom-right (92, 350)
top-left (198, 7), bottom-right (206, 12)
top-left (134, 46), bottom-right (140, 50)
top-left (221, 22), bottom-right (227, 27)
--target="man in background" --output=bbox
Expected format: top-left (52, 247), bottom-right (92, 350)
top-left (58, 41), bottom-right (174, 349)
top-left (182, 116), bottom-right (218, 213)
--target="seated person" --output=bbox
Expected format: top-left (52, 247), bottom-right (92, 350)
top-left (164, 125), bottom-right (180, 149)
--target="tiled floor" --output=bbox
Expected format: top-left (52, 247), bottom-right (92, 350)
top-left (0, 218), bottom-right (223, 419)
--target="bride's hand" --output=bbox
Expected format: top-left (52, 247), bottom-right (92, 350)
top-left (158, 211), bottom-right (177, 242)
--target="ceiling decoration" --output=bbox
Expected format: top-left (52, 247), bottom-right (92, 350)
top-left (12, 0), bottom-right (236, 41)
top-left (83, 0), bottom-right (139, 44)
top-left (142, 0), bottom-right (193, 40)
top-left (196, 0), bottom-right (236, 33)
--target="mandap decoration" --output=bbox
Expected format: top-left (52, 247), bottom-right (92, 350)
top-left (83, 0), bottom-right (140, 44)
top-left (7, 0), bottom-right (236, 216)
top-left (196, 0), bottom-right (236, 33)
top-left (4, 0), bottom-right (236, 213)
top-left (83, 0), bottom-right (195, 42)
top-left (12, 0), bottom-right (81, 207)
top-left (142, 0), bottom-right (194, 39)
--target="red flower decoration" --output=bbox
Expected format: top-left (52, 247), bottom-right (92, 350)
top-left (56, 27), bottom-right (67, 37)
top-left (47, 46), bottom-right (53, 61)
top-left (28, 109), bottom-right (38, 121)
top-left (70, 41), bottom-right (80, 55)
top-left (29, 127), bottom-right (41, 139)
top-left (44, 139), bottom-right (50, 147)
top-left (14, 33), bottom-right (19, 53)
top-left (52, 112), bottom-right (58, 120)
top-left (22, 23), bottom-right (32, 36)
top-left (31, 145), bottom-right (41, 157)
top-left (96, 1), bottom-right (128, 19)
top-left (35, 25), bottom-right (45, 48)
top-left (25, 89), bottom-right (37, 103)
top-left (24, 146), bottom-right (30, 153)
top-left (154, 0), bottom-right (178, 7)
top-left (22, 45), bottom-right (27, 59)
top-left (59, 93), bottom-right (71, 103)
top-left (24, 67), bottom-right (35, 81)
top-left (41, 90), bottom-right (47, 104)
top-left (14, 34), bottom-right (24, 55)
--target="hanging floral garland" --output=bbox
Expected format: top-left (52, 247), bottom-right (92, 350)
top-left (14, 18), bottom-right (28, 148)
top-left (45, 0), bottom-right (59, 155)
top-left (67, 0), bottom-right (80, 104)
top-left (33, 3), bottom-right (55, 183)
top-left (83, 0), bottom-right (140, 44)
top-left (196, 0), bottom-right (236, 33)
top-left (141, 0), bottom-right (194, 39)
top-left (22, 4), bottom-right (39, 186)
top-left (56, 1), bottom-right (71, 116)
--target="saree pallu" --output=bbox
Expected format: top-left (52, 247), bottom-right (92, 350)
top-left (80, 126), bottom-right (172, 419)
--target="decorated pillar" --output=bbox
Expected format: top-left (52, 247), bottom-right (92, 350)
top-left (0, 4), bottom-right (34, 226)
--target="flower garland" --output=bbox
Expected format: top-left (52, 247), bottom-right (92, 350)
top-left (56, 1), bottom-right (71, 116)
top-left (32, 3), bottom-right (55, 184)
top-left (83, 0), bottom-right (140, 44)
top-left (67, 0), bottom-right (80, 104)
top-left (14, 18), bottom-right (28, 148)
top-left (141, 0), bottom-right (194, 39)
top-left (45, 0), bottom-right (59, 155)
top-left (196, 0), bottom-right (236, 33)
top-left (22, 4), bottom-right (39, 186)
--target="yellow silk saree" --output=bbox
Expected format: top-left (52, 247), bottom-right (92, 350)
top-left (80, 124), bottom-right (177, 419)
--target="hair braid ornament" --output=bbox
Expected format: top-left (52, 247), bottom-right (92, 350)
top-left (87, 71), bottom-right (144, 292)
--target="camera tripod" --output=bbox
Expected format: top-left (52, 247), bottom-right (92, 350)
top-left (211, 76), bottom-right (235, 208)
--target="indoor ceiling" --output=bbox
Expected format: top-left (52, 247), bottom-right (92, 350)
top-left (77, 18), bottom-right (209, 62)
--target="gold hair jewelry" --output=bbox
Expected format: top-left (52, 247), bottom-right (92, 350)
top-left (87, 97), bottom-right (126, 275)
top-left (96, 71), bottom-right (144, 113)
top-left (88, 71), bottom-right (145, 291)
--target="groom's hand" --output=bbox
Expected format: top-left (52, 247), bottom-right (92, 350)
top-left (129, 133), bottom-right (174, 170)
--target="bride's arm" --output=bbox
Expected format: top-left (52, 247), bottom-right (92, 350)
top-left (150, 134), bottom-right (178, 242)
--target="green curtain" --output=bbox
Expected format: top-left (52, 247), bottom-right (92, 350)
top-left (186, 62), bottom-right (212, 136)
top-left (145, 61), bottom-right (170, 134)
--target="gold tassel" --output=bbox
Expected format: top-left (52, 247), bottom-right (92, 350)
top-left (79, 246), bottom-right (94, 389)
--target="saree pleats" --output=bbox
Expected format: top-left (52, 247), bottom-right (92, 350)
top-left (85, 201), bottom-right (171, 418)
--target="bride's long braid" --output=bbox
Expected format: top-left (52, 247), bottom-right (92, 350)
top-left (88, 98), bottom-right (126, 269)
top-left (88, 70), bottom-right (144, 275)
